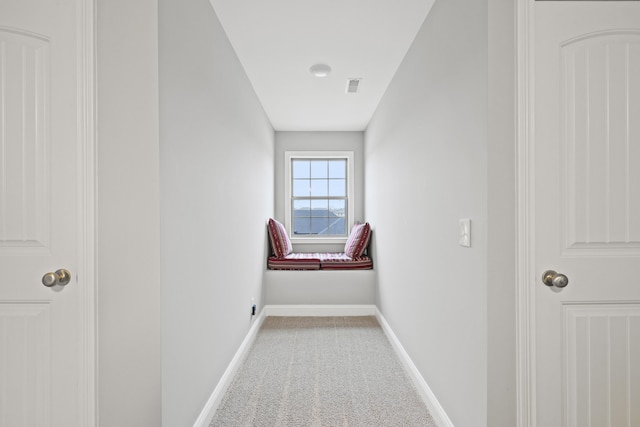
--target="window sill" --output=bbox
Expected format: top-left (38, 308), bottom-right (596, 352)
top-left (290, 237), bottom-right (348, 245)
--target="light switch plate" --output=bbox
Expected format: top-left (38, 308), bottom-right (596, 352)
top-left (459, 218), bottom-right (471, 247)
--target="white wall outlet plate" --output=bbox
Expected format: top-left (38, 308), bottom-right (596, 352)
top-left (459, 218), bottom-right (471, 247)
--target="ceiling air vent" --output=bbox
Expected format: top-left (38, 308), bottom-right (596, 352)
top-left (345, 78), bottom-right (361, 94)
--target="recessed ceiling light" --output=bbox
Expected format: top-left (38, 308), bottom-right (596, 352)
top-left (309, 63), bottom-right (332, 78)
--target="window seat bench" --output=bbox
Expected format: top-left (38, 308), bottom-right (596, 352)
top-left (266, 218), bottom-right (372, 271)
top-left (264, 218), bottom-right (375, 305)
top-left (267, 252), bottom-right (373, 270)
top-left (263, 268), bottom-right (376, 305)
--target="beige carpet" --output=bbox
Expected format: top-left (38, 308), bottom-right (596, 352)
top-left (210, 316), bottom-right (436, 427)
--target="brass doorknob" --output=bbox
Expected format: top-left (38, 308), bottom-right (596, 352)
top-left (42, 269), bottom-right (72, 287)
top-left (542, 270), bottom-right (569, 288)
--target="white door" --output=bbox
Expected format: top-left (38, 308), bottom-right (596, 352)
top-left (0, 1), bottom-right (94, 426)
top-left (534, 2), bottom-right (640, 426)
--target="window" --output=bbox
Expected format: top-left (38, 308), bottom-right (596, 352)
top-left (284, 151), bottom-right (354, 242)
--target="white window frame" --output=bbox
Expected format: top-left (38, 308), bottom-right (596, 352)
top-left (284, 151), bottom-right (355, 244)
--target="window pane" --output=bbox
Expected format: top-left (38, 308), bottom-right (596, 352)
top-left (310, 160), bottom-right (328, 179)
top-left (311, 199), bottom-right (328, 216)
top-left (328, 217), bottom-right (346, 235)
top-left (293, 179), bottom-right (310, 197)
top-left (311, 217), bottom-right (329, 235)
top-left (328, 179), bottom-right (346, 197)
top-left (310, 179), bottom-right (328, 197)
top-left (293, 200), bottom-right (310, 217)
top-left (292, 160), bottom-right (310, 179)
top-left (329, 200), bottom-right (346, 217)
top-left (328, 160), bottom-right (346, 178)
top-left (293, 217), bottom-right (311, 235)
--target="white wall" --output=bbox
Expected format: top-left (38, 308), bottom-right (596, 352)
top-left (97, 1), bottom-right (162, 426)
top-left (158, 0), bottom-right (275, 425)
top-left (275, 131), bottom-right (364, 253)
top-left (487, 0), bottom-right (516, 425)
top-left (364, 0), bottom-right (488, 425)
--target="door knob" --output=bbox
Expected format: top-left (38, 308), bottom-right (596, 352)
top-left (42, 269), bottom-right (72, 287)
top-left (542, 270), bottom-right (569, 288)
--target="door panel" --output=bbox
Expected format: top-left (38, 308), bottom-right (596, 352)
top-left (0, 28), bottom-right (50, 255)
top-left (534, 3), bottom-right (640, 426)
top-left (561, 30), bottom-right (640, 256)
top-left (0, 303), bottom-right (50, 427)
top-left (564, 304), bottom-right (640, 427)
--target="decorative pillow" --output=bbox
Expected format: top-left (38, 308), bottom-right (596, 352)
top-left (344, 222), bottom-right (371, 258)
top-left (267, 218), bottom-right (292, 258)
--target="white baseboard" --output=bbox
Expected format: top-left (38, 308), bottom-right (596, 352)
top-left (375, 308), bottom-right (454, 427)
top-left (265, 304), bottom-right (376, 317)
top-left (192, 309), bottom-right (266, 427)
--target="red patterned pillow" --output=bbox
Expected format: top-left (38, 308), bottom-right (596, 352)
top-left (344, 222), bottom-right (371, 258)
top-left (267, 218), bottom-right (292, 258)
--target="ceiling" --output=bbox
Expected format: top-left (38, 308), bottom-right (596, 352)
top-left (209, 0), bottom-right (435, 131)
